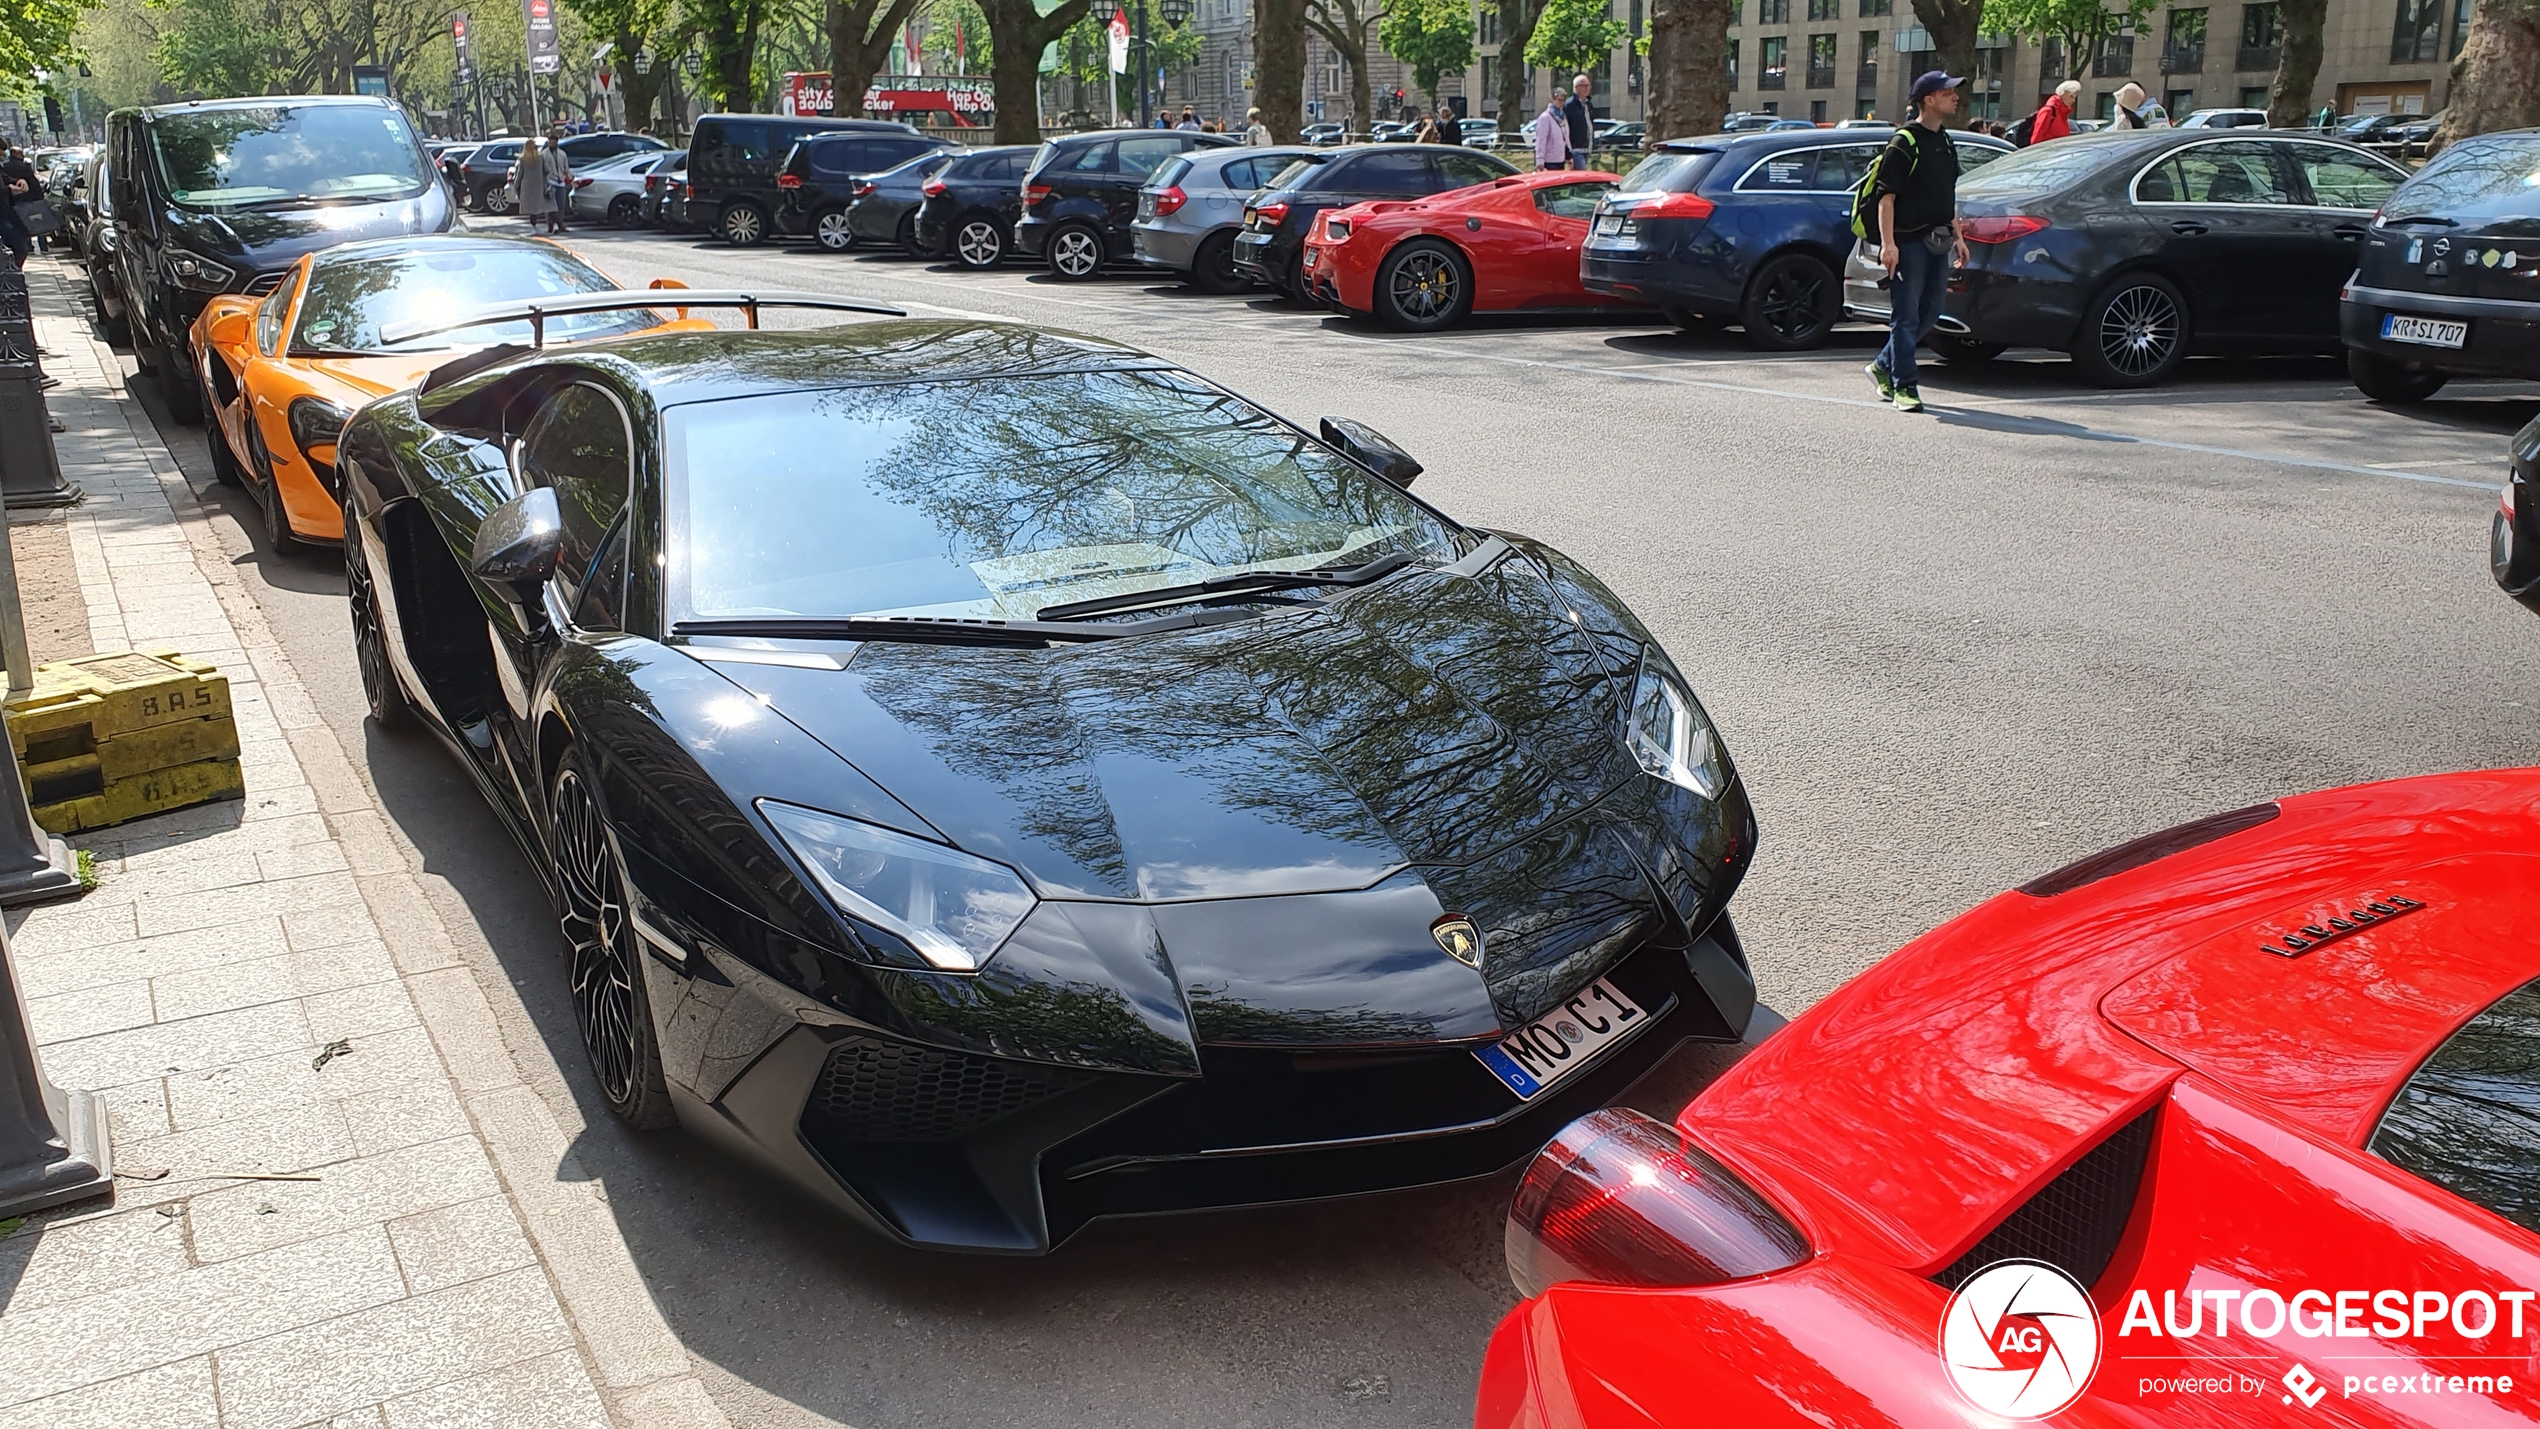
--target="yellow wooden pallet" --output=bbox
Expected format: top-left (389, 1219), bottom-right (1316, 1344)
top-left (5, 650), bottom-right (235, 767)
top-left (30, 755), bottom-right (244, 835)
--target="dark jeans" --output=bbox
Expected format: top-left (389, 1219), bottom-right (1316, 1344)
top-left (1877, 233), bottom-right (1947, 391)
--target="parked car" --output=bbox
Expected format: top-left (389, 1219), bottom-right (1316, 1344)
top-left (1302, 121), bottom-right (1347, 145)
top-left (2492, 413), bottom-right (2540, 614)
top-left (80, 149), bottom-right (135, 347)
top-left (1582, 127), bottom-right (2010, 350)
top-left (1460, 118), bottom-right (1499, 147)
top-left (2339, 126), bottom-right (2540, 403)
top-left (689, 112), bottom-right (926, 246)
top-left (1480, 770), bottom-right (2540, 1429)
top-left (1015, 130), bottom-right (1236, 280)
top-left (1232, 144), bottom-right (1519, 298)
top-left (1606, 121), bottom-right (1647, 150)
top-left (437, 142), bottom-right (481, 196)
top-left (775, 130), bottom-right (950, 251)
top-left (104, 94), bottom-right (458, 424)
top-left (2397, 109), bottom-right (2446, 157)
top-left (556, 130), bottom-right (665, 166)
top-left (1721, 113), bottom-right (1784, 133)
top-left (336, 311), bottom-right (1761, 1254)
top-left (1838, 129), bottom-right (2406, 385)
top-left (1304, 171), bottom-right (1646, 330)
top-left (1131, 144), bottom-right (1317, 292)
top-left (2333, 113), bottom-right (2409, 147)
top-left (570, 150), bottom-right (681, 227)
top-left (2176, 107), bottom-right (2269, 129)
top-left (461, 139), bottom-right (526, 212)
top-left (641, 163), bottom-right (686, 227)
top-left (845, 148), bottom-right (963, 253)
top-left (910, 144), bottom-right (1037, 268)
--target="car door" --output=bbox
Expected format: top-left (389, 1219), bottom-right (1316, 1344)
top-left (498, 383), bottom-right (634, 799)
top-left (2132, 139), bottom-right (2308, 343)
top-left (1493, 180), bottom-right (1608, 305)
top-left (2278, 140), bottom-right (2406, 338)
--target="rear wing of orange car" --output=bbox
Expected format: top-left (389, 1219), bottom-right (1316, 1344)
top-left (377, 288), bottom-right (907, 350)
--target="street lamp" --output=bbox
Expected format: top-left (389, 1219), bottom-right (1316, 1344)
top-left (1161, 0), bottom-right (1191, 25)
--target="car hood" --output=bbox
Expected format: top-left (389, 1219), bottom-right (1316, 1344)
top-left (165, 192), bottom-right (452, 270)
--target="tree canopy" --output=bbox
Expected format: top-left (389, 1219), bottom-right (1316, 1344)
top-left (1374, 0), bottom-right (1470, 105)
top-left (1523, 0), bottom-right (1622, 78)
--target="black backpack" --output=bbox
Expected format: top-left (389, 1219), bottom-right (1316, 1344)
top-left (2005, 113), bottom-right (2036, 147)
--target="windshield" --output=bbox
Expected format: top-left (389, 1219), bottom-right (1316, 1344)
top-left (1960, 137), bottom-right (2134, 196)
top-left (1263, 156), bottom-right (1328, 190)
top-left (291, 246), bottom-right (654, 354)
top-left (2383, 132), bottom-right (2540, 229)
top-left (667, 369), bottom-right (1458, 624)
top-left (152, 103), bottom-right (431, 209)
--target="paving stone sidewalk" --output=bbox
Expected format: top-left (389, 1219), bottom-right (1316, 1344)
top-left (0, 261), bottom-right (729, 1429)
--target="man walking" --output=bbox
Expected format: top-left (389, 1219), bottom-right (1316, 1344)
top-left (1563, 74), bottom-right (1594, 170)
top-left (1867, 71), bottom-right (1969, 414)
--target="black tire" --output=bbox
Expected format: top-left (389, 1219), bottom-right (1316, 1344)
top-left (1660, 304), bottom-right (1729, 332)
top-left (719, 201), bottom-right (769, 247)
top-left (952, 213), bottom-right (1006, 269)
top-left (205, 414), bottom-right (246, 488)
top-left (549, 751), bottom-right (677, 1130)
top-left (90, 281), bottom-right (130, 346)
top-left (1373, 238), bottom-right (1473, 332)
top-left (810, 206), bottom-right (857, 253)
top-left (344, 524), bottom-right (410, 730)
top-left (161, 345), bottom-right (204, 425)
top-left (2071, 273), bottom-right (2190, 387)
top-left (1186, 230), bottom-right (1247, 294)
top-left (1933, 336), bottom-right (2007, 365)
top-left (897, 212), bottom-right (924, 257)
top-left (243, 419), bottom-right (301, 556)
top-left (1045, 221), bottom-right (1104, 280)
top-left (606, 194), bottom-right (641, 228)
top-left (1739, 253), bottom-right (1839, 351)
top-left (2348, 346), bottom-right (2449, 404)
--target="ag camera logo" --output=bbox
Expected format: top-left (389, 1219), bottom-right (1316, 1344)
top-left (1940, 1260), bottom-right (2104, 1419)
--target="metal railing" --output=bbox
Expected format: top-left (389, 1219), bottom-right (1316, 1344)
top-left (2092, 37), bottom-right (2135, 76)
top-left (1760, 67), bottom-right (1788, 90)
top-left (1806, 62), bottom-right (1838, 87)
top-left (2160, 40), bottom-right (2205, 72)
top-left (2235, 42), bottom-right (2280, 70)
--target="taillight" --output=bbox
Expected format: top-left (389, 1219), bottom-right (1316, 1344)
top-left (1254, 200), bottom-right (1289, 229)
top-left (922, 177), bottom-right (948, 196)
top-left (572, 177), bottom-right (593, 188)
top-left (851, 179), bottom-right (877, 197)
top-left (1960, 214), bottom-right (2049, 244)
top-left (682, 183), bottom-right (693, 198)
top-left (776, 172), bottom-right (803, 189)
top-left (1153, 184), bottom-right (1187, 216)
top-left (1621, 191), bottom-right (1715, 221)
top-left (1505, 1109), bottom-right (1809, 1298)
top-left (1025, 181), bottom-right (1054, 205)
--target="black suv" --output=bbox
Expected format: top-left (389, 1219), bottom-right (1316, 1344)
top-left (1231, 145), bottom-right (1516, 297)
top-left (689, 113), bottom-right (925, 246)
top-left (104, 95), bottom-right (456, 423)
top-left (2341, 127), bottom-right (2540, 404)
top-left (776, 130), bottom-right (950, 251)
top-left (912, 145), bottom-right (1037, 269)
top-left (1016, 131), bottom-right (1234, 280)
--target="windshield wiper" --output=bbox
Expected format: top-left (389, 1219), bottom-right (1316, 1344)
top-left (1035, 551), bottom-right (1415, 622)
top-left (674, 607), bottom-right (1264, 648)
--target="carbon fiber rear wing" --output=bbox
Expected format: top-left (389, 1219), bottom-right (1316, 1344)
top-left (377, 289), bottom-right (907, 349)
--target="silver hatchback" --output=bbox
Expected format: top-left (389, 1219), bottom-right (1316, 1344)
top-left (1132, 146), bottom-right (1315, 293)
top-left (570, 150), bottom-right (682, 227)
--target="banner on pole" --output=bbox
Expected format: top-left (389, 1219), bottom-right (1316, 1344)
top-left (523, 0), bottom-right (560, 75)
top-left (1106, 6), bottom-right (1129, 75)
top-left (452, 12), bottom-right (474, 83)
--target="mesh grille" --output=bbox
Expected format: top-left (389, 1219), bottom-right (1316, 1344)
top-left (803, 1035), bottom-right (1085, 1144)
top-left (1935, 1108), bottom-right (2157, 1292)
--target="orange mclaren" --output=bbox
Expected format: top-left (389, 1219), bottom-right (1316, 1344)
top-left (191, 233), bottom-right (704, 554)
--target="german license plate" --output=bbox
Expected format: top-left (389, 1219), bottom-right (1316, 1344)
top-left (1594, 214), bottom-right (1623, 236)
top-left (2383, 313), bottom-right (2467, 348)
top-left (1474, 978), bottom-right (1646, 1100)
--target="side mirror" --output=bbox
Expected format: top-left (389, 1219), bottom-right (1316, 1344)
top-left (469, 485), bottom-right (564, 619)
top-left (206, 308), bottom-right (251, 351)
top-left (1320, 416), bottom-right (1422, 488)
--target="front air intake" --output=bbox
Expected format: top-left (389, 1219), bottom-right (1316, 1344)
top-left (802, 1034), bottom-right (1087, 1145)
top-left (1933, 1107), bottom-right (2157, 1292)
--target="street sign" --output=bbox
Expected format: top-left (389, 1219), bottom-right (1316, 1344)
top-left (453, 12), bottom-right (474, 83)
top-left (523, 0), bottom-right (561, 76)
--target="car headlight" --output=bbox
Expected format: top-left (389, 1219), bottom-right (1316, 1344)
top-left (166, 249), bottom-right (237, 292)
top-left (287, 396), bottom-right (351, 459)
top-left (759, 800), bottom-right (1037, 972)
top-left (94, 226), bottom-right (116, 254)
top-left (1624, 654), bottom-right (1728, 799)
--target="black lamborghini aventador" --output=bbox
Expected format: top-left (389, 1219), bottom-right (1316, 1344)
top-left (336, 297), bottom-right (1760, 1253)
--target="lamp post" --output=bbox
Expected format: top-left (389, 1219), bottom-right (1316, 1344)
top-left (1132, 0), bottom-right (1191, 127)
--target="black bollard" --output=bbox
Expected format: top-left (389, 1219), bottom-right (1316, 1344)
top-left (0, 267), bottom-right (79, 509)
top-left (0, 909), bottom-right (112, 1217)
top-left (0, 699), bottom-right (78, 907)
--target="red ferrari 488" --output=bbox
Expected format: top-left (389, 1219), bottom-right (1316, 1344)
top-left (1299, 170), bottom-right (1649, 332)
top-left (1480, 770), bottom-right (2540, 1427)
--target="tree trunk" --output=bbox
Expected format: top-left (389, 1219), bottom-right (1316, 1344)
top-left (2436, 0), bottom-right (2540, 151)
top-left (2266, 0), bottom-right (2326, 127)
top-left (710, 0), bottom-right (768, 109)
top-left (1306, 11), bottom-right (1378, 134)
top-left (618, 30), bottom-right (665, 132)
top-left (1645, 0), bottom-right (1729, 143)
top-left (830, 0), bottom-right (925, 116)
top-left (1256, 0), bottom-right (1308, 140)
top-left (1493, 0), bottom-right (1539, 138)
top-left (983, 0), bottom-right (1096, 142)
top-left (1917, 0), bottom-right (1980, 127)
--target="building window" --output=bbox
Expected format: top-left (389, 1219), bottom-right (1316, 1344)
top-left (2166, 85), bottom-right (2195, 112)
top-left (1759, 0), bottom-right (1789, 24)
top-left (2391, 0), bottom-right (2443, 60)
top-left (1860, 0), bottom-right (1891, 15)
top-left (2093, 16), bottom-right (2134, 76)
top-left (1728, 38), bottom-right (1741, 85)
top-left (1807, 32), bottom-right (1838, 86)
top-left (1480, 9), bottom-right (1499, 44)
top-left (1856, 97), bottom-right (1877, 118)
top-left (1481, 54), bottom-right (1501, 97)
top-left (2163, 8), bottom-right (2206, 72)
top-left (1858, 27), bottom-right (1880, 75)
top-left (2449, 0), bottom-right (2471, 54)
top-left (1810, 98), bottom-right (1828, 121)
top-left (1807, 0), bottom-right (1836, 18)
top-left (2236, 3), bottom-right (2281, 69)
top-left (2240, 84), bottom-right (2270, 106)
top-left (1727, 1), bottom-right (1742, 24)
top-left (1760, 35), bottom-right (1788, 87)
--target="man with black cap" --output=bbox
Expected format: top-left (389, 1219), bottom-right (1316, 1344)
top-left (1867, 70), bottom-right (1970, 414)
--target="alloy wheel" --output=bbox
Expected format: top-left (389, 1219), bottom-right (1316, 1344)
top-left (1052, 227), bottom-right (1101, 278)
top-left (553, 767), bottom-right (642, 1107)
top-left (1757, 267), bottom-right (1827, 343)
top-left (815, 210), bottom-right (855, 251)
top-left (957, 219), bottom-right (1004, 267)
top-left (1388, 250), bottom-right (1459, 322)
top-left (2098, 284), bottom-right (2181, 379)
top-left (723, 204), bottom-right (765, 246)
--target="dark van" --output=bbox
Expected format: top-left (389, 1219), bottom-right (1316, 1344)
top-left (105, 95), bottom-right (456, 423)
top-left (688, 113), bottom-right (926, 246)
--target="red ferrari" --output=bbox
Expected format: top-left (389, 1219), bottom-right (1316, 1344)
top-left (1479, 770), bottom-right (2540, 1427)
top-left (1299, 171), bottom-right (1648, 332)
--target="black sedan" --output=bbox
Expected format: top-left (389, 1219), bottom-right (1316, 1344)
top-left (2493, 413), bottom-right (2540, 615)
top-left (2339, 127), bottom-right (2540, 404)
top-left (911, 145), bottom-right (1038, 269)
top-left (334, 299), bottom-right (1760, 1254)
top-left (1839, 129), bottom-right (2408, 386)
top-left (1234, 145), bottom-right (1519, 298)
top-left (845, 148), bottom-right (962, 254)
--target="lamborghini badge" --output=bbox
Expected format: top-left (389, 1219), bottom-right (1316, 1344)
top-left (1432, 914), bottom-right (1483, 968)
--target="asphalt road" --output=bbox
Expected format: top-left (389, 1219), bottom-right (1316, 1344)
top-left (122, 218), bottom-right (2540, 1429)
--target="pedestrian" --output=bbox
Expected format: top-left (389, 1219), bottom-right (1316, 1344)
top-left (0, 148), bottom-right (39, 262)
top-left (1532, 93), bottom-right (1572, 170)
top-left (1865, 71), bottom-right (1970, 415)
top-left (2315, 103), bottom-right (2337, 131)
top-left (1436, 101), bottom-right (1462, 145)
top-left (512, 135), bottom-right (557, 234)
top-left (2028, 79), bottom-right (2079, 144)
top-left (1176, 106), bottom-right (1200, 131)
top-left (1563, 74), bottom-right (1594, 169)
top-left (2111, 82), bottom-right (2150, 129)
top-left (542, 137), bottom-right (573, 231)
top-left (1245, 107), bottom-right (1271, 146)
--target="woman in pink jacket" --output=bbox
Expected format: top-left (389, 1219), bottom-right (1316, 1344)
top-left (1533, 97), bottom-right (1572, 170)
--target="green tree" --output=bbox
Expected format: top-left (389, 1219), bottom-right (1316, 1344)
top-left (1979, 0), bottom-right (2154, 105)
top-left (1375, 0), bottom-right (1471, 107)
top-left (561, 0), bottom-right (675, 130)
top-left (1252, 0), bottom-right (1303, 138)
top-left (1303, 0), bottom-right (1381, 132)
top-left (1523, 0), bottom-right (1621, 77)
top-left (978, 0), bottom-right (1093, 140)
top-left (2436, 0), bottom-right (2540, 149)
top-left (0, 0), bottom-right (84, 94)
top-left (828, 0), bottom-right (928, 115)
